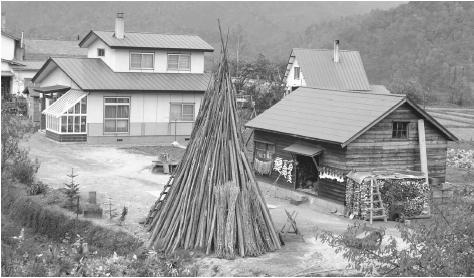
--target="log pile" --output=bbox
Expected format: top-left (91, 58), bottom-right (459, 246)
top-left (146, 25), bottom-right (281, 258)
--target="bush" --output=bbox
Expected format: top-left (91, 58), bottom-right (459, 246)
top-left (26, 181), bottom-right (48, 196)
top-left (10, 149), bottom-right (40, 185)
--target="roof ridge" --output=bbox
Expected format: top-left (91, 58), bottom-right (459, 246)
top-left (300, 86), bottom-right (403, 98)
top-left (25, 38), bottom-right (81, 42)
top-left (293, 48), bottom-right (359, 53)
top-left (93, 30), bottom-right (200, 37)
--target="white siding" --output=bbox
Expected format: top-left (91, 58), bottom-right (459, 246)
top-left (88, 45), bottom-right (206, 74)
top-left (1, 35), bottom-right (16, 60)
top-left (38, 67), bottom-right (80, 89)
top-left (87, 39), bottom-right (115, 70)
top-left (285, 58), bottom-right (306, 90)
top-left (86, 91), bottom-right (203, 136)
top-left (190, 52), bottom-right (204, 73)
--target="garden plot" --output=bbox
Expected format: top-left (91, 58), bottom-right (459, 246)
top-left (427, 107), bottom-right (474, 141)
top-left (24, 133), bottom-right (170, 240)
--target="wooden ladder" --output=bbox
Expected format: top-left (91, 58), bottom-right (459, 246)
top-left (145, 176), bottom-right (174, 225)
top-left (369, 178), bottom-right (388, 224)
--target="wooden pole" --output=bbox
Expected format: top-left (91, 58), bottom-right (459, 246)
top-left (418, 119), bottom-right (429, 186)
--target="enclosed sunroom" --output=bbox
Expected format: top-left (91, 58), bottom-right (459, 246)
top-left (42, 89), bottom-right (88, 142)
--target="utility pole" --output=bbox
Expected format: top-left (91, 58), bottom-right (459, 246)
top-left (236, 36), bottom-right (240, 77)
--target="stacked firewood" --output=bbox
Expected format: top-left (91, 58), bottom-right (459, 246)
top-left (146, 25), bottom-right (281, 258)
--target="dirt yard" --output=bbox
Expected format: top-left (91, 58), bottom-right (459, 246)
top-left (24, 132), bottom-right (414, 276)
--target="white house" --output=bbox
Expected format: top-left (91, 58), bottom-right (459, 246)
top-left (284, 40), bottom-right (389, 94)
top-left (32, 13), bottom-right (214, 144)
top-left (1, 30), bottom-right (25, 99)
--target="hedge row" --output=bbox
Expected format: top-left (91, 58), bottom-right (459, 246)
top-left (1, 184), bottom-right (144, 255)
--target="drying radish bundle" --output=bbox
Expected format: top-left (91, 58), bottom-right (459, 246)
top-left (146, 24), bottom-right (281, 258)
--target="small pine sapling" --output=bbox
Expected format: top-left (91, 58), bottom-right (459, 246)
top-left (64, 168), bottom-right (80, 215)
top-left (103, 196), bottom-right (118, 221)
top-left (119, 206), bottom-right (128, 225)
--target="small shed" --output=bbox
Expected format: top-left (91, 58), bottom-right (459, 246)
top-left (246, 87), bottom-right (457, 204)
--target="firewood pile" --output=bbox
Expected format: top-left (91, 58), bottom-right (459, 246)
top-left (146, 24), bottom-right (281, 258)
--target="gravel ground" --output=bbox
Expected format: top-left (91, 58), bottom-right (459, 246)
top-left (25, 132), bottom-right (404, 276)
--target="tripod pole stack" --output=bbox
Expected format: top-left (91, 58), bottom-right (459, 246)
top-left (146, 22), bottom-right (281, 258)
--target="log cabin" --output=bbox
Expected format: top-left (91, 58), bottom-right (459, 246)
top-left (246, 87), bottom-right (457, 204)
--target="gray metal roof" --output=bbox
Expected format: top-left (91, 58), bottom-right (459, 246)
top-left (24, 39), bottom-right (87, 60)
top-left (286, 48), bottom-right (371, 91)
top-left (34, 57), bottom-right (211, 92)
top-left (80, 31), bottom-right (214, 52)
top-left (283, 142), bottom-right (324, 156)
top-left (246, 87), bottom-right (456, 146)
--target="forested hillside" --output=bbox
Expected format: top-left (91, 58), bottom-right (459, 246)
top-left (302, 2), bottom-right (474, 105)
top-left (1, 1), bottom-right (399, 60)
top-left (3, 2), bottom-right (473, 105)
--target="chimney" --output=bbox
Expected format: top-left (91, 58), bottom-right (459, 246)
top-left (333, 40), bottom-right (340, 63)
top-left (114, 12), bottom-right (125, 39)
top-left (20, 32), bottom-right (24, 48)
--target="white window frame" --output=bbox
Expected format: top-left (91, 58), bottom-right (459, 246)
top-left (294, 66), bottom-right (300, 80)
top-left (167, 52), bottom-right (191, 72)
top-left (169, 102), bottom-right (195, 122)
top-left (97, 48), bottom-right (105, 57)
top-left (129, 52), bottom-right (155, 70)
top-left (103, 96), bottom-right (131, 134)
top-left (51, 96), bottom-right (88, 135)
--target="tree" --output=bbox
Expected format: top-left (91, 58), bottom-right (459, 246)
top-left (1, 107), bottom-right (33, 173)
top-left (316, 191), bottom-right (474, 276)
top-left (388, 78), bottom-right (427, 105)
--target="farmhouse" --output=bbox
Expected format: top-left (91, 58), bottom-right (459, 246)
top-left (31, 13), bottom-right (213, 143)
top-left (247, 41), bottom-right (457, 205)
top-left (1, 29), bottom-right (24, 99)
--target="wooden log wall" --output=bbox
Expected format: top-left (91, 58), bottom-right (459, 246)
top-left (346, 104), bottom-right (449, 182)
top-left (254, 130), bottom-right (347, 202)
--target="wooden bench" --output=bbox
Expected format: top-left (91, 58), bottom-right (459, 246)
top-left (152, 161), bottom-right (179, 174)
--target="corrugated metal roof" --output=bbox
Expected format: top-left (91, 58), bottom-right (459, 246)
top-left (1, 71), bottom-right (14, 77)
top-left (35, 85), bottom-right (71, 93)
top-left (42, 89), bottom-right (87, 117)
top-left (283, 142), bottom-right (324, 156)
top-left (246, 87), bottom-right (457, 145)
top-left (286, 48), bottom-right (371, 91)
top-left (369, 85), bottom-right (390, 94)
top-left (80, 31), bottom-right (214, 52)
top-left (36, 57), bottom-right (211, 91)
top-left (11, 60), bottom-right (45, 71)
top-left (246, 87), bottom-right (405, 146)
top-left (24, 39), bottom-right (87, 60)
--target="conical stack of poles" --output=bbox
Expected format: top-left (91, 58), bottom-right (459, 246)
top-left (146, 24), bottom-right (281, 258)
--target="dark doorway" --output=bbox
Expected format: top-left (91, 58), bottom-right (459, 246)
top-left (1, 76), bottom-right (12, 100)
top-left (295, 154), bottom-right (319, 194)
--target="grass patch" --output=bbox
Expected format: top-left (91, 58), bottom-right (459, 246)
top-left (2, 183), bottom-right (142, 256)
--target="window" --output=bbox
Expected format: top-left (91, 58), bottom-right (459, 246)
top-left (130, 52), bottom-right (154, 70)
top-left (392, 122), bottom-right (409, 139)
top-left (294, 66), bottom-right (300, 80)
top-left (104, 97), bottom-right (130, 133)
top-left (167, 53), bottom-right (191, 71)
top-left (97, 48), bottom-right (105, 57)
top-left (255, 141), bottom-right (275, 160)
top-left (170, 103), bottom-right (195, 121)
top-left (56, 96), bottom-right (87, 134)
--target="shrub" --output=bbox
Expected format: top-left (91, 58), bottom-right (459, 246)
top-left (10, 149), bottom-right (40, 185)
top-left (26, 181), bottom-right (48, 196)
top-left (316, 194), bottom-right (474, 276)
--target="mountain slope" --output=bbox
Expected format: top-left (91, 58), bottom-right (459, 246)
top-left (301, 2), bottom-right (474, 104)
top-left (2, 1), bottom-right (400, 60)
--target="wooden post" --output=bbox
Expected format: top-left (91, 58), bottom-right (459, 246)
top-left (418, 119), bottom-right (429, 185)
top-left (370, 178), bottom-right (374, 225)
